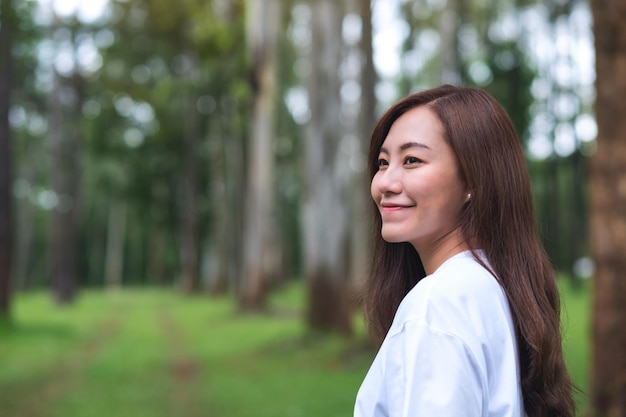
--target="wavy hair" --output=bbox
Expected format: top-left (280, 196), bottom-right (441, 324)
top-left (362, 85), bottom-right (575, 417)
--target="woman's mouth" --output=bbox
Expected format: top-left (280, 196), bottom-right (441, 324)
top-left (380, 202), bottom-right (412, 213)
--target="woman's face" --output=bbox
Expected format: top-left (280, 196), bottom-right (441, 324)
top-left (371, 106), bottom-right (468, 254)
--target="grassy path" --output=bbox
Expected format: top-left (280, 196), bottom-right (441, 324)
top-left (0, 286), bottom-right (372, 417)
top-left (0, 311), bottom-right (123, 417)
top-left (158, 308), bottom-right (204, 417)
top-left (0, 282), bottom-right (589, 416)
top-left (0, 291), bottom-right (204, 417)
top-left (47, 290), bottom-right (208, 417)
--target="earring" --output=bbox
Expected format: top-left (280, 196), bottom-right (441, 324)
top-left (467, 193), bottom-right (472, 200)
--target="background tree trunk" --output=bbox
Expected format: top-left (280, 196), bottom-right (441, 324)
top-left (239, 0), bottom-right (281, 310)
top-left (178, 64), bottom-right (201, 294)
top-left (207, 95), bottom-right (247, 295)
top-left (0, 0), bottom-right (15, 318)
top-left (207, 152), bottom-right (231, 295)
top-left (146, 226), bottom-right (166, 285)
top-left (303, 0), bottom-right (352, 334)
top-left (588, 0), bottom-right (626, 415)
top-left (438, 0), bottom-right (464, 85)
top-left (350, 0), bottom-right (376, 292)
top-left (47, 23), bottom-right (81, 304)
top-left (105, 200), bottom-right (126, 290)
top-left (13, 161), bottom-right (37, 290)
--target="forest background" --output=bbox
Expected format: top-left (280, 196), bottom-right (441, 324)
top-left (0, 0), bottom-right (625, 416)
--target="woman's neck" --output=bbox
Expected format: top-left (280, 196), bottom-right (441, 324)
top-left (413, 228), bottom-right (469, 275)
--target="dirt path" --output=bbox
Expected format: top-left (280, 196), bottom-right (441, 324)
top-left (158, 309), bottom-right (206, 417)
top-left (3, 311), bottom-right (124, 417)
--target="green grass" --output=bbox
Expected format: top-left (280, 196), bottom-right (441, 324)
top-left (0, 281), bottom-right (590, 417)
top-left (0, 285), bottom-right (372, 417)
top-left (559, 279), bottom-right (591, 414)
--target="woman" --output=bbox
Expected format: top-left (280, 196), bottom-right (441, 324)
top-left (354, 85), bottom-right (575, 417)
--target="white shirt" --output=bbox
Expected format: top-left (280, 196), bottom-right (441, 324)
top-left (354, 251), bottom-right (524, 417)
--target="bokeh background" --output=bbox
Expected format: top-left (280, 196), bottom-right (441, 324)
top-left (1, 0), bottom-right (623, 416)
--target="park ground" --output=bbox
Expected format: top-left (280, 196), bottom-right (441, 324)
top-left (0, 280), bottom-right (589, 417)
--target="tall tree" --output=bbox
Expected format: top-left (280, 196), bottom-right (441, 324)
top-left (588, 0), bottom-right (626, 415)
top-left (193, 0), bottom-right (248, 295)
top-left (8, 0), bottom-right (45, 291)
top-left (104, 199), bottom-right (126, 289)
top-left (178, 52), bottom-right (201, 294)
top-left (438, 0), bottom-right (465, 85)
top-left (238, 0), bottom-right (281, 310)
top-left (47, 18), bottom-right (82, 304)
top-left (351, 0), bottom-right (377, 290)
top-left (303, 0), bottom-right (352, 334)
top-left (0, 0), bottom-right (15, 318)
top-left (358, 0), bottom-right (377, 146)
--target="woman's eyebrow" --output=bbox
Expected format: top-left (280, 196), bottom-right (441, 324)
top-left (400, 141), bottom-right (430, 151)
top-left (379, 141), bottom-right (431, 155)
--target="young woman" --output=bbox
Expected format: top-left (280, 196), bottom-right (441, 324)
top-left (354, 85), bottom-right (575, 417)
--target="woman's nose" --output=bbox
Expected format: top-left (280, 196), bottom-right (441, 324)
top-left (373, 166), bottom-right (402, 195)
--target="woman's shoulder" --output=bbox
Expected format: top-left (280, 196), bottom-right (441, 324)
top-left (392, 251), bottom-right (510, 335)
top-left (411, 250), bottom-right (500, 298)
top-left (429, 250), bottom-right (502, 297)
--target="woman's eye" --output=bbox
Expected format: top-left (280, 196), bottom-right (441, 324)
top-left (377, 158), bottom-right (389, 168)
top-left (404, 156), bottom-right (422, 165)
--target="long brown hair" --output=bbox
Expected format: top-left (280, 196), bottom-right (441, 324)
top-left (363, 85), bottom-right (575, 417)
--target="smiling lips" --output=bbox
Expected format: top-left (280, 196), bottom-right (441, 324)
top-left (380, 202), bottom-right (413, 213)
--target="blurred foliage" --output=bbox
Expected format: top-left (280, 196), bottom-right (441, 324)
top-left (5, 0), bottom-right (593, 294)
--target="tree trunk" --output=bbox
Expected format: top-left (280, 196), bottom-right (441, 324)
top-left (13, 161), bottom-right (37, 290)
top-left (105, 199), bottom-right (126, 290)
top-left (178, 161), bottom-right (200, 293)
top-left (545, 158), bottom-right (562, 267)
top-left (303, 0), bottom-right (352, 335)
top-left (588, 1), bottom-right (626, 416)
top-left (238, 0), bottom-right (281, 310)
top-left (178, 70), bottom-right (201, 294)
top-left (47, 23), bottom-right (81, 304)
top-left (146, 226), bottom-right (166, 285)
top-left (570, 148), bottom-right (588, 286)
top-left (0, 0), bottom-right (15, 319)
top-left (208, 99), bottom-right (247, 295)
top-left (438, 0), bottom-right (463, 85)
top-left (207, 160), bottom-right (230, 295)
top-left (350, 0), bottom-right (376, 292)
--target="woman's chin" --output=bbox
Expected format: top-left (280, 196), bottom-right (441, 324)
top-left (381, 232), bottom-right (405, 244)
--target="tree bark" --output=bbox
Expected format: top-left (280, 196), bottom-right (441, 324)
top-left (303, 0), bottom-right (352, 334)
top-left (146, 225), bottom-right (166, 285)
top-left (13, 161), bottom-right (37, 290)
top-left (178, 153), bottom-right (200, 293)
top-left (238, 0), bottom-right (281, 310)
top-left (588, 1), bottom-right (626, 415)
top-left (0, 0), bottom-right (15, 318)
top-left (438, 0), bottom-right (463, 85)
top-left (570, 148), bottom-right (588, 286)
top-left (178, 64), bottom-right (201, 294)
top-left (47, 22), bottom-right (81, 304)
top-left (105, 199), bottom-right (126, 290)
top-left (208, 96), bottom-right (247, 295)
top-left (351, 0), bottom-right (377, 292)
top-left (207, 155), bottom-right (231, 295)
